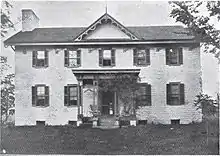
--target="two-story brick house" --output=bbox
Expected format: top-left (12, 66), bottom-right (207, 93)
top-left (4, 9), bottom-right (202, 126)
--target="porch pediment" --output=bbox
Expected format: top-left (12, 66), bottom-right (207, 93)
top-left (74, 13), bottom-right (139, 41)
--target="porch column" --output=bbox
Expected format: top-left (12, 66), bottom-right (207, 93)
top-left (78, 80), bottom-right (83, 115)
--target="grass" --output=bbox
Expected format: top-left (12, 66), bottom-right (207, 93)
top-left (1, 120), bottom-right (219, 154)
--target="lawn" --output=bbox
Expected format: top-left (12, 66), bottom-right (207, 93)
top-left (1, 121), bottom-right (219, 154)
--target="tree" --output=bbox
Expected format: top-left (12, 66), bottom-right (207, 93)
top-left (194, 93), bottom-right (219, 146)
top-left (98, 74), bottom-right (141, 116)
top-left (1, 0), bottom-right (14, 37)
top-left (169, 1), bottom-right (220, 61)
top-left (1, 73), bottom-right (15, 123)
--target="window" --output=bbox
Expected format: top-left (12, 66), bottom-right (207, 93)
top-left (166, 47), bottom-right (183, 65)
top-left (99, 49), bottom-right (115, 66)
top-left (133, 48), bottom-right (150, 66)
top-left (64, 49), bottom-right (81, 67)
top-left (171, 119), bottom-right (180, 125)
top-left (167, 82), bottom-right (185, 105)
top-left (32, 85), bottom-right (49, 107)
top-left (33, 50), bottom-right (48, 67)
top-left (136, 83), bottom-right (151, 106)
top-left (64, 85), bottom-right (78, 106)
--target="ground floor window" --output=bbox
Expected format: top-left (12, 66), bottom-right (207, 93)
top-left (64, 85), bottom-right (78, 106)
top-left (32, 85), bottom-right (49, 107)
top-left (136, 83), bottom-right (151, 106)
top-left (167, 82), bottom-right (185, 105)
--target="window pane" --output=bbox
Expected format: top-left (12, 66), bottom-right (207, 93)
top-left (37, 98), bottom-right (45, 106)
top-left (170, 84), bottom-right (179, 94)
top-left (103, 50), bottom-right (111, 59)
top-left (170, 49), bottom-right (178, 64)
top-left (37, 86), bottom-right (45, 95)
top-left (137, 50), bottom-right (146, 58)
top-left (37, 51), bottom-right (45, 59)
top-left (170, 96), bottom-right (180, 105)
top-left (69, 100), bottom-right (77, 106)
top-left (69, 86), bottom-right (77, 97)
top-left (69, 51), bottom-right (77, 58)
top-left (69, 59), bottom-right (77, 67)
top-left (103, 60), bottom-right (111, 66)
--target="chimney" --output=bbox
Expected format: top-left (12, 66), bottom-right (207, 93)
top-left (22, 9), bottom-right (39, 32)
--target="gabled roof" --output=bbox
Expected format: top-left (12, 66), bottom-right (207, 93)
top-left (74, 13), bottom-right (139, 41)
top-left (4, 13), bottom-right (196, 45)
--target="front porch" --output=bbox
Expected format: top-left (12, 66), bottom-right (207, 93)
top-left (72, 69), bottom-right (140, 127)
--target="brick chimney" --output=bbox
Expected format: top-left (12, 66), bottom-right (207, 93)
top-left (22, 9), bottom-right (39, 32)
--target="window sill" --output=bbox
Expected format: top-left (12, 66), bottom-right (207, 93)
top-left (64, 105), bottom-right (78, 108)
top-left (166, 64), bottom-right (182, 66)
top-left (99, 65), bottom-right (115, 68)
top-left (134, 64), bottom-right (150, 67)
top-left (65, 66), bottom-right (81, 68)
top-left (32, 105), bottom-right (49, 108)
top-left (33, 66), bottom-right (49, 69)
top-left (167, 104), bottom-right (184, 106)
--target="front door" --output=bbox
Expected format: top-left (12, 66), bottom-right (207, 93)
top-left (102, 91), bottom-right (114, 115)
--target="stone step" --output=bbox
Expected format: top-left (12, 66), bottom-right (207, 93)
top-left (95, 125), bottom-right (119, 129)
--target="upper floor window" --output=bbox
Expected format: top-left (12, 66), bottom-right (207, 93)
top-left (64, 85), bottom-right (78, 106)
top-left (64, 49), bottom-right (81, 67)
top-left (167, 82), bottom-right (185, 105)
top-left (99, 49), bottom-right (115, 66)
top-left (133, 48), bottom-right (150, 66)
top-left (136, 83), bottom-right (151, 106)
top-left (32, 85), bottom-right (49, 107)
top-left (166, 47), bottom-right (183, 65)
top-left (33, 50), bottom-right (48, 67)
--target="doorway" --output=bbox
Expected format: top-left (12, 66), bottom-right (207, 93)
top-left (101, 91), bottom-right (114, 115)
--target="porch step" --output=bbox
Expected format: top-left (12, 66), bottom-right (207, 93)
top-left (99, 116), bottom-right (118, 127)
top-left (96, 125), bottom-right (119, 129)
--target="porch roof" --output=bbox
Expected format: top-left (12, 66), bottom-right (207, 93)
top-left (72, 69), bottom-right (140, 75)
top-left (72, 69), bottom-right (140, 79)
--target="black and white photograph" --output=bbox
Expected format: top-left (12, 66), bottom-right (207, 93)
top-left (1, 0), bottom-right (219, 154)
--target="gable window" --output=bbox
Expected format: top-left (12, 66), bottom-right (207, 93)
top-left (167, 82), bottom-right (185, 105)
top-left (64, 49), bottom-right (81, 67)
top-left (64, 85), bottom-right (78, 106)
top-left (33, 50), bottom-right (48, 67)
top-left (166, 47), bottom-right (183, 65)
top-left (133, 48), bottom-right (150, 66)
top-left (99, 49), bottom-right (115, 66)
top-left (136, 83), bottom-right (151, 106)
top-left (32, 85), bottom-right (49, 107)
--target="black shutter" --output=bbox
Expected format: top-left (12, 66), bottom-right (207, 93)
top-left (77, 49), bottom-right (81, 67)
top-left (166, 84), bottom-right (170, 105)
top-left (99, 49), bottom-right (103, 66)
top-left (32, 86), bottom-right (36, 106)
top-left (64, 50), bottom-right (69, 67)
top-left (179, 48), bottom-right (183, 65)
top-left (32, 51), bottom-right (37, 67)
top-left (45, 50), bottom-right (48, 67)
top-left (165, 48), bottom-right (170, 65)
top-left (147, 84), bottom-right (151, 106)
top-left (145, 49), bottom-right (150, 65)
top-left (180, 83), bottom-right (185, 105)
top-left (64, 86), bottom-right (68, 106)
top-left (111, 49), bottom-right (115, 66)
top-left (45, 86), bottom-right (49, 106)
top-left (133, 48), bottom-right (137, 65)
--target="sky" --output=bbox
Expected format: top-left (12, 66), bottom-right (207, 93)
top-left (1, 0), bottom-right (219, 98)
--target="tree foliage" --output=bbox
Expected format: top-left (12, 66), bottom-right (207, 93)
top-left (1, 73), bottom-right (15, 122)
top-left (169, 1), bottom-right (220, 61)
top-left (194, 93), bottom-right (219, 117)
top-left (98, 74), bottom-right (140, 115)
top-left (1, 0), bottom-right (14, 37)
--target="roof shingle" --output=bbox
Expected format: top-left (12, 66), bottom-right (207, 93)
top-left (4, 26), bottom-right (195, 45)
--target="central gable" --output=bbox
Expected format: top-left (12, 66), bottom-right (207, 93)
top-left (86, 23), bottom-right (131, 40)
top-left (74, 13), bottom-right (139, 41)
